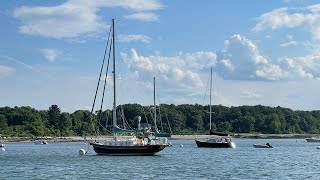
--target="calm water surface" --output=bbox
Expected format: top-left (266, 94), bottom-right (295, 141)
top-left (1, 139), bottom-right (320, 179)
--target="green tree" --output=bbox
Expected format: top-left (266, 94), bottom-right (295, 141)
top-left (60, 112), bottom-right (73, 135)
top-left (48, 105), bottom-right (61, 130)
top-left (0, 114), bottom-right (8, 134)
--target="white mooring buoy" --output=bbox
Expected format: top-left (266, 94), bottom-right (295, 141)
top-left (79, 149), bottom-right (86, 155)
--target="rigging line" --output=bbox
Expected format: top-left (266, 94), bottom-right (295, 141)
top-left (159, 105), bottom-right (164, 132)
top-left (155, 92), bottom-right (171, 132)
top-left (99, 38), bottom-right (113, 121)
top-left (212, 69), bottom-right (221, 105)
top-left (98, 121), bottom-right (112, 134)
top-left (149, 106), bottom-right (155, 128)
top-left (90, 25), bottom-right (112, 114)
top-left (90, 24), bottom-right (111, 139)
top-left (121, 108), bottom-right (133, 130)
top-left (142, 106), bottom-right (149, 125)
top-left (163, 107), bottom-right (173, 133)
top-left (202, 68), bottom-right (211, 106)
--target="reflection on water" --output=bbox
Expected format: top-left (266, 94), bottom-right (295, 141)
top-left (0, 139), bottom-right (320, 179)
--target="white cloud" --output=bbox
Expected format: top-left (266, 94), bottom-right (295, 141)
top-left (13, 0), bottom-right (163, 39)
top-left (124, 12), bottom-right (159, 22)
top-left (118, 34), bottom-right (151, 43)
top-left (40, 48), bottom-right (59, 62)
top-left (220, 59), bottom-right (234, 71)
top-left (255, 64), bottom-right (288, 80)
top-left (0, 65), bottom-right (15, 77)
top-left (280, 41), bottom-right (297, 47)
top-left (240, 91), bottom-right (261, 99)
top-left (123, 48), bottom-right (216, 96)
top-left (215, 34), bottom-right (320, 81)
top-left (216, 34), bottom-right (287, 81)
top-left (280, 34), bottom-right (298, 47)
top-left (308, 4), bottom-right (320, 12)
top-left (278, 54), bottom-right (320, 79)
top-left (14, 5), bottom-right (104, 39)
top-left (253, 5), bottom-right (320, 40)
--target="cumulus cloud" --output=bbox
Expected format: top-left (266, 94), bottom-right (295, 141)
top-left (123, 48), bottom-right (217, 95)
top-left (123, 33), bottom-right (320, 83)
top-left (215, 34), bottom-right (320, 81)
top-left (278, 54), bottom-right (320, 79)
top-left (252, 4), bottom-right (320, 40)
top-left (39, 48), bottom-right (59, 62)
top-left (215, 34), bottom-right (287, 81)
top-left (13, 0), bottom-right (163, 39)
top-left (0, 65), bottom-right (15, 77)
top-left (118, 34), bottom-right (152, 43)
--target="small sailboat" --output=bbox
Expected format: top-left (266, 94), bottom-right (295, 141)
top-left (152, 77), bottom-right (172, 138)
top-left (89, 19), bottom-right (168, 155)
top-left (195, 67), bottom-right (235, 148)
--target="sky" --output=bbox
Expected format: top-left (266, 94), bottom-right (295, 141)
top-left (1, 0), bottom-right (320, 112)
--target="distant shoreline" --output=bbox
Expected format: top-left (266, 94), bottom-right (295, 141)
top-left (0, 133), bottom-right (317, 143)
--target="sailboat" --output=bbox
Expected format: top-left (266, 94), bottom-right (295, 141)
top-left (153, 77), bottom-right (172, 138)
top-left (195, 67), bottom-right (235, 148)
top-left (89, 19), bottom-right (168, 155)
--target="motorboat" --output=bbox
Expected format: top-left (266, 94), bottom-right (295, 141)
top-left (253, 143), bottom-right (273, 148)
top-left (34, 140), bottom-right (48, 145)
top-left (306, 137), bottom-right (320, 142)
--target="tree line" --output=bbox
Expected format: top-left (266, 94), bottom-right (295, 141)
top-left (1, 104), bottom-right (320, 137)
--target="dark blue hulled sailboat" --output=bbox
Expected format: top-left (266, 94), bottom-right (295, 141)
top-left (195, 67), bottom-right (235, 148)
top-left (90, 19), bottom-right (168, 155)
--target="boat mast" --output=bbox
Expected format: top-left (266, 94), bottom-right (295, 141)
top-left (112, 18), bottom-right (117, 140)
top-left (209, 67), bottom-right (212, 130)
top-left (154, 76), bottom-right (157, 132)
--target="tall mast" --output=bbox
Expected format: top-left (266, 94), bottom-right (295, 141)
top-left (153, 77), bottom-right (157, 132)
top-left (112, 19), bottom-right (117, 139)
top-left (209, 67), bottom-right (212, 130)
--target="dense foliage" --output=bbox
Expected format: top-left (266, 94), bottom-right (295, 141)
top-left (1, 104), bottom-right (320, 137)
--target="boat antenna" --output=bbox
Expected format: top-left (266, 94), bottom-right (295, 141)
top-left (112, 18), bottom-right (117, 140)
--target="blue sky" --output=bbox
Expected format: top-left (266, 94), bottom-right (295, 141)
top-left (1, 0), bottom-right (320, 112)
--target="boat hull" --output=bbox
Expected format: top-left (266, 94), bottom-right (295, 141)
top-left (90, 143), bottom-right (166, 156)
top-left (195, 140), bottom-right (234, 148)
top-left (253, 144), bottom-right (273, 148)
top-left (306, 138), bottom-right (320, 142)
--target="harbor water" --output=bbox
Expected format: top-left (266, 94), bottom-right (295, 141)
top-left (1, 139), bottom-right (320, 179)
